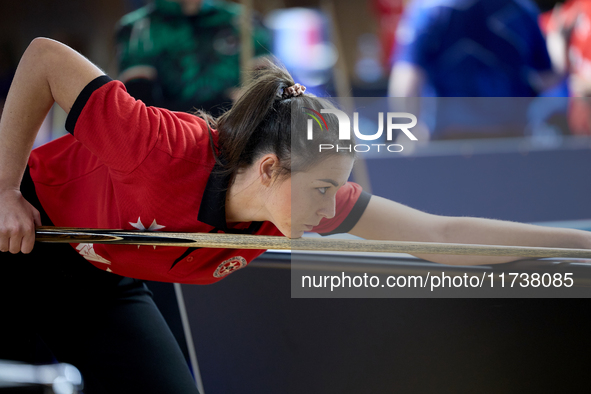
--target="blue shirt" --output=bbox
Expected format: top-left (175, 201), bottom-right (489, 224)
top-left (394, 0), bottom-right (552, 97)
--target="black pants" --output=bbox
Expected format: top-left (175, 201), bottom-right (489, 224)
top-left (0, 168), bottom-right (200, 394)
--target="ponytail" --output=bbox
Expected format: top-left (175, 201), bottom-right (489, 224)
top-left (198, 59), bottom-right (353, 183)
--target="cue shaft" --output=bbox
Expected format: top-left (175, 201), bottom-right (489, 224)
top-left (35, 226), bottom-right (591, 259)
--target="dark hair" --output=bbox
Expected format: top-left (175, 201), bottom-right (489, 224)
top-left (197, 59), bottom-right (354, 183)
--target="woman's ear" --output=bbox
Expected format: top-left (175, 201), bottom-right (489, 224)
top-left (257, 154), bottom-right (281, 187)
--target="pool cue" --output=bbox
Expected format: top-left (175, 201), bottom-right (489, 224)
top-left (35, 227), bottom-right (591, 259)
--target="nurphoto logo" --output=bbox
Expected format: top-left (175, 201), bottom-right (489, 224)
top-left (304, 108), bottom-right (418, 153)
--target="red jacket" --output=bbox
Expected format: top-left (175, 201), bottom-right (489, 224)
top-left (28, 77), bottom-right (369, 284)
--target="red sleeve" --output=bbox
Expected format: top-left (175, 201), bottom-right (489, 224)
top-left (311, 182), bottom-right (372, 235)
top-left (65, 76), bottom-right (210, 173)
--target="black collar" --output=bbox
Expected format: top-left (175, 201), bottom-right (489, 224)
top-left (198, 163), bottom-right (263, 234)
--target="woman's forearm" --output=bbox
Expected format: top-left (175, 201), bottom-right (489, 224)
top-left (351, 196), bottom-right (591, 266)
top-left (0, 37), bottom-right (103, 189)
top-left (425, 216), bottom-right (591, 265)
top-left (0, 39), bottom-right (55, 189)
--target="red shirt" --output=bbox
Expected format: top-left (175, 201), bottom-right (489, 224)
top-left (28, 76), bottom-right (370, 284)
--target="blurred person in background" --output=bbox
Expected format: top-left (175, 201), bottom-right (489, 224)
top-left (542, 0), bottom-right (591, 135)
top-left (116, 0), bottom-right (272, 116)
top-left (371, 0), bottom-right (406, 71)
top-left (388, 0), bottom-right (562, 140)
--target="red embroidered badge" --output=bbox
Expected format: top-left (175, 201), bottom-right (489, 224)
top-left (213, 256), bottom-right (247, 278)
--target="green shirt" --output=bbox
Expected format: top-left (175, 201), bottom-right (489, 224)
top-left (116, 0), bottom-right (271, 114)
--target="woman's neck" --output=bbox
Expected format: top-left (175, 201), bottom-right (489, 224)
top-left (225, 169), bottom-right (269, 224)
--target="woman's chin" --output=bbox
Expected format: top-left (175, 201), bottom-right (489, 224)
top-left (280, 228), bottom-right (304, 239)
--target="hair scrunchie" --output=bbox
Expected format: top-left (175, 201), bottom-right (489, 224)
top-left (281, 83), bottom-right (306, 99)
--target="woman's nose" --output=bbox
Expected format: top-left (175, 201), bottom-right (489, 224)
top-left (317, 197), bottom-right (336, 219)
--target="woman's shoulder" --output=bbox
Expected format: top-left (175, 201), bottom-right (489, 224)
top-left (151, 110), bottom-right (219, 158)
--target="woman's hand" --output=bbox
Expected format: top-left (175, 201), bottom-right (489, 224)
top-left (0, 188), bottom-right (41, 254)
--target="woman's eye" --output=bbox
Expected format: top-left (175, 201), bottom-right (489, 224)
top-left (317, 187), bottom-right (328, 195)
